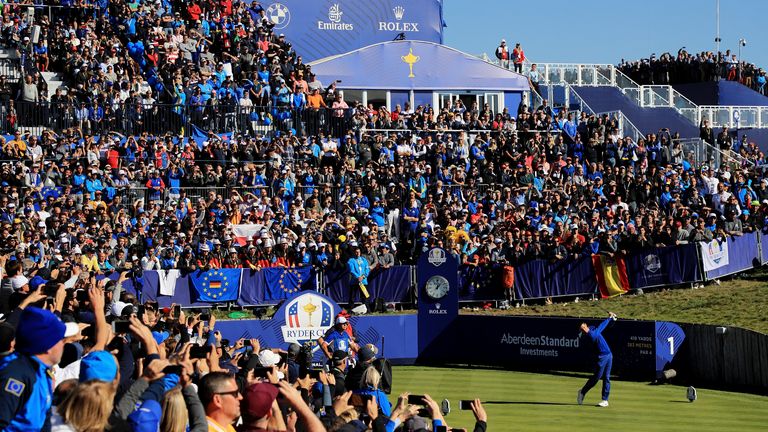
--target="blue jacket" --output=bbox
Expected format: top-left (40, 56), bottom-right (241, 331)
top-left (348, 257), bottom-right (370, 285)
top-left (356, 388), bottom-right (392, 417)
top-left (0, 353), bottom-right (54, 432)
top-left (587, 318), bottom-right (613, 357)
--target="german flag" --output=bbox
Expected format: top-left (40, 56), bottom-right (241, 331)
top-left (209, 280), bottom-right (222, 289)
top-left (592, 254), bottom-right (629, 298)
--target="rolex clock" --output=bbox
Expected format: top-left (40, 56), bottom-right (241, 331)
top-left (425, 275), bottom-right (450, 300)
top-left (418, 247), bottom-right (459, 358)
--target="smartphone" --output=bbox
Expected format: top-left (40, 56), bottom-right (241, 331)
top-left (137, 305), bottom-right (145, 317)
top-left (459, 400), bottom-right (473, 410)
top-left (407, 394), bottom-right (426, 405)
top-left (113, 320), bottom-right (131, 334)
top-left (307, 368), bottom-right (322, 379)
top-left (189, 345), bottom-right (212, 359)
top-left (435, 427), bottom-right (448, 432)
top-left (163, 365), bottom-right (183, 376)
top-left (44, 282), bottom-right (59, 297)
top-left (348, 394), bottom-right (371, 408)
top-left (75, 289), bottom-right (88, 302)
top-left (199, 313), bottom-right (211, 321)
top-left (172, 304), bottom-right (181, 317)
top-left (251, 367), bottom-right (272, 378)
top-left (243, 339), bottom-right (252, 347)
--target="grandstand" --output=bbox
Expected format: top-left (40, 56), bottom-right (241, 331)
top-left (0, 1), bottom-right (765, 431)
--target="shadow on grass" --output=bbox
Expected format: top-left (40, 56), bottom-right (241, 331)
top-left (484, 401), bottom-right (578, 406)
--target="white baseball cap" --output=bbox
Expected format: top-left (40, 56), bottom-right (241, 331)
top-left (257, 350), bottom-right (281, 367)
top-left (336, 316), bottom-right (348, 324)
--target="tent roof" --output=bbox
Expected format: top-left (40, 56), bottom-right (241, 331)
top-left (309, 40), bottom-right (529, 92)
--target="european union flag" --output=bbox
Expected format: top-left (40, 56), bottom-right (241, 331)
top-left (190, 269), bottom-right (241, 302)
top-left (264, 267), bottom-right (312, 301)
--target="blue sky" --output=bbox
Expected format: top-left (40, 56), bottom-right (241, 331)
top-left (443, 0), bottom-right (768, 67)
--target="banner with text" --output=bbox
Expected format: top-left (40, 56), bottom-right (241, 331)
top-left (437, 315), bottom-right (657, 379)
top-left (259, 0), bottom-right (444, 61)
top-left (703, 233), bottom-right (759, 279)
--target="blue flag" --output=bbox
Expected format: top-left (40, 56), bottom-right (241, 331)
top-left (190, 269), bottom-right (241, 302)
top-left (191, 124), bottom-right (232, 150)
top-left (264, 267), bottom-right (313, 301)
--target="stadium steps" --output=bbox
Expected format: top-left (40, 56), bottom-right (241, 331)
top-left (715, 80), bottom-right (768, 106)
top-left (674, 81), bottom-right (768, 107)
top-left (571, 86), bottom-right (700, 138)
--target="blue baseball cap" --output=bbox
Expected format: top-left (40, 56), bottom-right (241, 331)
top-left (29, 275), bottom-right (47, 291)
top-left (79, 350), bottom-right (118, 382)
top-left (128, 400), bottom-right (162, 432)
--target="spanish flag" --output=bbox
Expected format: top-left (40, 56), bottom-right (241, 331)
top-left (592, 255), bottom-right (629, 298)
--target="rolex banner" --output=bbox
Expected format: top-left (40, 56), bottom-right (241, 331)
top-left (257, 0), bottom-right (444, 61)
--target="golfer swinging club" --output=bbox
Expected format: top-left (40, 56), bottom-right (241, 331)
top-left (577, 312), bottom-right (617, 407)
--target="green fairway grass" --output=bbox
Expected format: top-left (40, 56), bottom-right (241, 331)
top-left (482, 278), bottom-right (768, 334)
top-left (391, 366), bottom-right (768, 432)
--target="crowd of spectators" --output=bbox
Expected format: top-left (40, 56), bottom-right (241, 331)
top-left (0, 1), bottom-right (768, 430)
top-left (0, 4), bottom-right (761, 286)
top-left (0, 0), bottom-right (363, 137)
top-left (618, 48), bottom-right (768, 95)
top-left (0, 285), bottom-right (489, 431)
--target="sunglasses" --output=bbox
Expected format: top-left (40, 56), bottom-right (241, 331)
top-left (215, 390), bottom-right (240, 398)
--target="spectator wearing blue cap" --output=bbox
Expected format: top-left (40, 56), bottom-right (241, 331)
top-left (0, 307), bottom-right (66, 431)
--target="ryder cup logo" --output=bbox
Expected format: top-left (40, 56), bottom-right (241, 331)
top-left (644, 254), bottom-right (661, 273)
top-left (427, 248), bottom-right (446, 267)
top-left (281, 293), bottom-right (334, 344)
top-left (266, 3), bottom-right (291, 30)
top-left (708, 239), bottom-right (726, 264)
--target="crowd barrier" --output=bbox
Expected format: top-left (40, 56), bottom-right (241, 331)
top-left (324, 266), bottom-right (413, 305)
top-left (702, 233), bottom-right (760, 280)
top-left (134, 232), bottom-right (764, 307)
top-left (513, 255), bottom-right (597, 300)
top-left (5, 100), bottom-right (553, 140)
top-left (625, 244), bottom-right (702, 290)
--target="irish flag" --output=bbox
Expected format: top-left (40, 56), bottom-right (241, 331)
top-left (592, 255), bottom-right (629, 298)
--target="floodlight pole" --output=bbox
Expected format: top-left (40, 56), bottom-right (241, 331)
top-left (715, 0), bottom-right (720, 54)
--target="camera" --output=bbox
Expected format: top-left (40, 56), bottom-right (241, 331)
top-left (740, 38), bottom-right (747, 47)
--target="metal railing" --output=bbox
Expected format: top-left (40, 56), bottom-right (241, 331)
top-left (0, 58), bottom-right (22, 81)
top-left (1, 101), bottom-right (536, 139)
top-left (5, 102), bottom-right (366, 138)
top-left (698, 105), bottom-right (768, 129)
top-left (23, 183), bottom-right (511, 212)
top-left (478, 56), bottom-right (768, 134)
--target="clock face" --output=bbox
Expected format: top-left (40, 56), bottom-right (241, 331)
top-left (425, 275), bottom-right (450, 299)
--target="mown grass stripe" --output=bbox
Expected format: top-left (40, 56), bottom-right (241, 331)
top-left (391, 366), bottom-right (768, 432)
